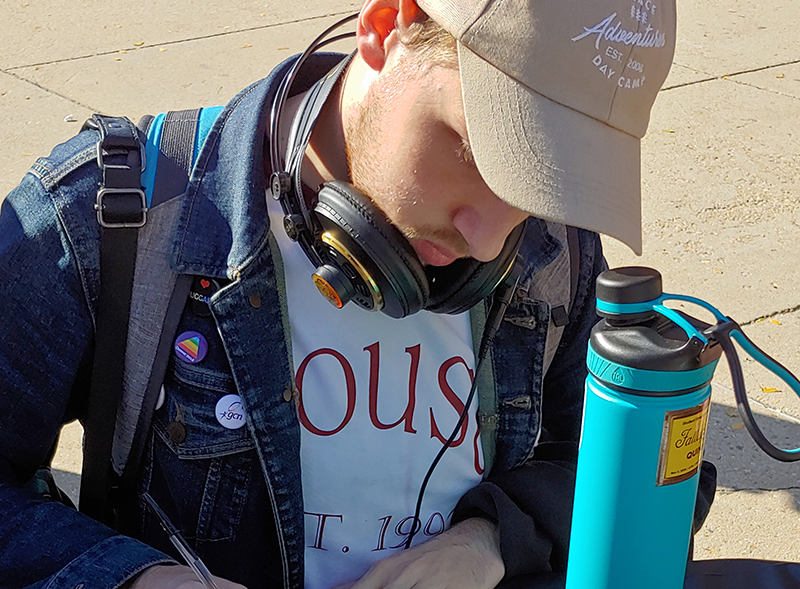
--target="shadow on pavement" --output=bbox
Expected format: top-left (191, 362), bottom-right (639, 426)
top-left (705, 401), bottom-right (800, 507)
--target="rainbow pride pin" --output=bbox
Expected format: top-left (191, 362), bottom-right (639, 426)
top-left (174, 331), bottom-right (208, 364)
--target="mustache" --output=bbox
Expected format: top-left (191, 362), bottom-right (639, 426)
top-left (399, 225), bottom-right (471, 259)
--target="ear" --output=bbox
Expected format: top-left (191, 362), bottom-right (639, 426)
top-left (357, 0), bottom-right (423, 71)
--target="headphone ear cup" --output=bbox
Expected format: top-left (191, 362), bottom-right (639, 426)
top-left (426, 222), bottom-right (525, 315)
top-left (314, 181), bottom-right (430, 318)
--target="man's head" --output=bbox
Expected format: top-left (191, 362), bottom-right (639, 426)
top-left (345, 0), bottom-right (677, 257)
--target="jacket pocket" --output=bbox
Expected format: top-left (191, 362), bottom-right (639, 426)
top-left (145, 358), bottom-right (256, 543)
top-left (154, 359), bottom-right (254, 458)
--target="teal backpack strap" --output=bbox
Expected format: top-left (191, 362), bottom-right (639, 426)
top-left (103, 106), bottom-right (223, 531)
top-left (141, 105), bottom-right (223, 207)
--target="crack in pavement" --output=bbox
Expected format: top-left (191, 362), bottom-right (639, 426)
top-left (0, 69), bottom-right (99, 113)
top-left (664, 57), bottom-right (800, 91)
top-left (740, 304), bottom-right (800, 327)
top-left (718, 486), bottom-right (800, 494)
top-left (4, 10), bottom-right (355, 72)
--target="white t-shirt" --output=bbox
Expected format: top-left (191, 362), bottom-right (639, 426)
top-left (268, 197), bottom-right (484, 588)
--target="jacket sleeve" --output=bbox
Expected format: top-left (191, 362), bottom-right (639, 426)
top-left (0, 169), bottom-right (172, 589)
top-left (452, 228), bottom-right (604, 579)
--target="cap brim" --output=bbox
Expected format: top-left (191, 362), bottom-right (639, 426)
top-left (458, 44), bottom-right (643, 255)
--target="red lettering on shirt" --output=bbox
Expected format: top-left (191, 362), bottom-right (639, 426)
top-left (296, 348), bottom-right (356, 436)
top-left (365, 342), bottom-right (418, 433)
top-left (429, 356), bottom-right (474, 447)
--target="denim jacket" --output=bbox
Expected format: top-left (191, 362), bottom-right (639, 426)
top-left (0, 54), bottom-right (603, 589)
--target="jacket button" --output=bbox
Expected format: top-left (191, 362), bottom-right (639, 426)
top-left (167, 421), bottom-right (187, 444)
top-left (283, 388), bottom-right (294, 402)
top-left (249, 294), bottom-right (261, 308)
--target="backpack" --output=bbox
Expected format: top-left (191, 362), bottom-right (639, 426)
top-left (74, 108), bottom-right (581, 529)
top-left (78, 108), bottom-right (222, 527)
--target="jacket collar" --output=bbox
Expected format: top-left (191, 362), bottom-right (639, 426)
top-left (170, 53), bottom-right (347, 279)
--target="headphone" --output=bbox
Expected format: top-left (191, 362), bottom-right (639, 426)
top-left (268, 14), bottom-right (525, 319)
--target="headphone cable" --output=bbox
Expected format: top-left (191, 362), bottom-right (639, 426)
top-left (404, 258), bottom-right (523, 549)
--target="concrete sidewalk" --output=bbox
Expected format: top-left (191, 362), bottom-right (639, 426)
top-left (2, 0), bottom-right (800, 566)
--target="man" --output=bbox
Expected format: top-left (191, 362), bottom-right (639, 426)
top-left (0, 0), bottom-right (679, 588)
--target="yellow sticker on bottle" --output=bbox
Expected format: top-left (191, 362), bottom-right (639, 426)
top-left (657, 398), bottom-right (711, 486)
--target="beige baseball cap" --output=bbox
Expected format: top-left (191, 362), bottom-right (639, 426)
top-left (415, 0), bottom-right (677, 254)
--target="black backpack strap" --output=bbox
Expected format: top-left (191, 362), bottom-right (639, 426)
top-left (79, 114), bottom-right (147, 527)
top-left (79, 109), bottom-right (204, 529)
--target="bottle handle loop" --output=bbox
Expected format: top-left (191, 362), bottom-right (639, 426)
top-left (600, 292), bottom-right (800, 462)
top-left (659, 294), bottom-right (800, 462)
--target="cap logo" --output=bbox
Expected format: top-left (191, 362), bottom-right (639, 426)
top-left (570, 3), bottom-right (669, 92)
top-left (571, 9), bottom-right (667, 51)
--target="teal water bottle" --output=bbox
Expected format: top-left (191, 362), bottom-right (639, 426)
top-left (565, 267), bottom-right (722, 589)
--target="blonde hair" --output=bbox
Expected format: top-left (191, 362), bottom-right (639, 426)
top-left (397, 17), bottom-right (458, 69)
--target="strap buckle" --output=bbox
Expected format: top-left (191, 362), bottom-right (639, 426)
top-left (95, 138), bottom-right (147, 174)
top-left (95, 188), bottom-right (148, 228)
top-left (86, 114), bottom-right (148, 229)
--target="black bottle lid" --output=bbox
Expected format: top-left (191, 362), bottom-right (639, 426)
top-left (591, 266), bottom-right (722, 385)
top-left (596, 266), bottom-right (663, 305)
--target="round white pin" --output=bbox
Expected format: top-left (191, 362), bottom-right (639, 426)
top-left (155, 384), bottom-right (166, 411)
top-left (215, 394), bottom-right (246, 429)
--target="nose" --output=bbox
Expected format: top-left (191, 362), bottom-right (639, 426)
top-left (452, 197), bottom-right (529, 262)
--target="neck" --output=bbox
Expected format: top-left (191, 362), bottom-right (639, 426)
top-left (304, 72), bottom-right (349, 187)
top-left (275, 54), bottom-right (373, 202)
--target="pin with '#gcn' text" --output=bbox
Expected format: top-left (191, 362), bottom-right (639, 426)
top-left (215, 394), bottom-right (246, 429)
top-left (174, 331), bottom-right (208, 364)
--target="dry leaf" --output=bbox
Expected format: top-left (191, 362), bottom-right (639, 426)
top-left (770, 319), bottom-right (782, 325)
top-left (241, 44), bottom-right (252, 48)
top-left (663, 129), bottom-right (675, 133)
top-left (777, 74), bottom-right (785, 79)
top-left (760, 386), bottom-right (782, 393)
top-left (732, 422), bottom-right (745, 430)
top-left (133, 41), bottom-right (144, 47)
top-left (159, 47), bottom-right (166, 52)
top-left (278, 46), bottom-right (289, 50)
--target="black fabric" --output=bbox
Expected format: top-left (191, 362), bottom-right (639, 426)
top-left (693, 460), bottom-right (717, 534)
top-left (80, 225), bottom-right (139, 526)
top-left (452, 440), bottom-right (578, 578)
top-left (452, 449), bottom-right (717, 580)
top-left (684, 559), bottom-right (800, 588)
top-left (493, 560), bottom-right (800, 589)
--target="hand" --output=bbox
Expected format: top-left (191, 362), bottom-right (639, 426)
top-left (333, 518), bottom-right (504, 589)
top-left (125, 564), bottom-right (246, 589)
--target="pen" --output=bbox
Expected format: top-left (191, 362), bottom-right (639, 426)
top-left (142, 492), bottom-right (220, 589)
